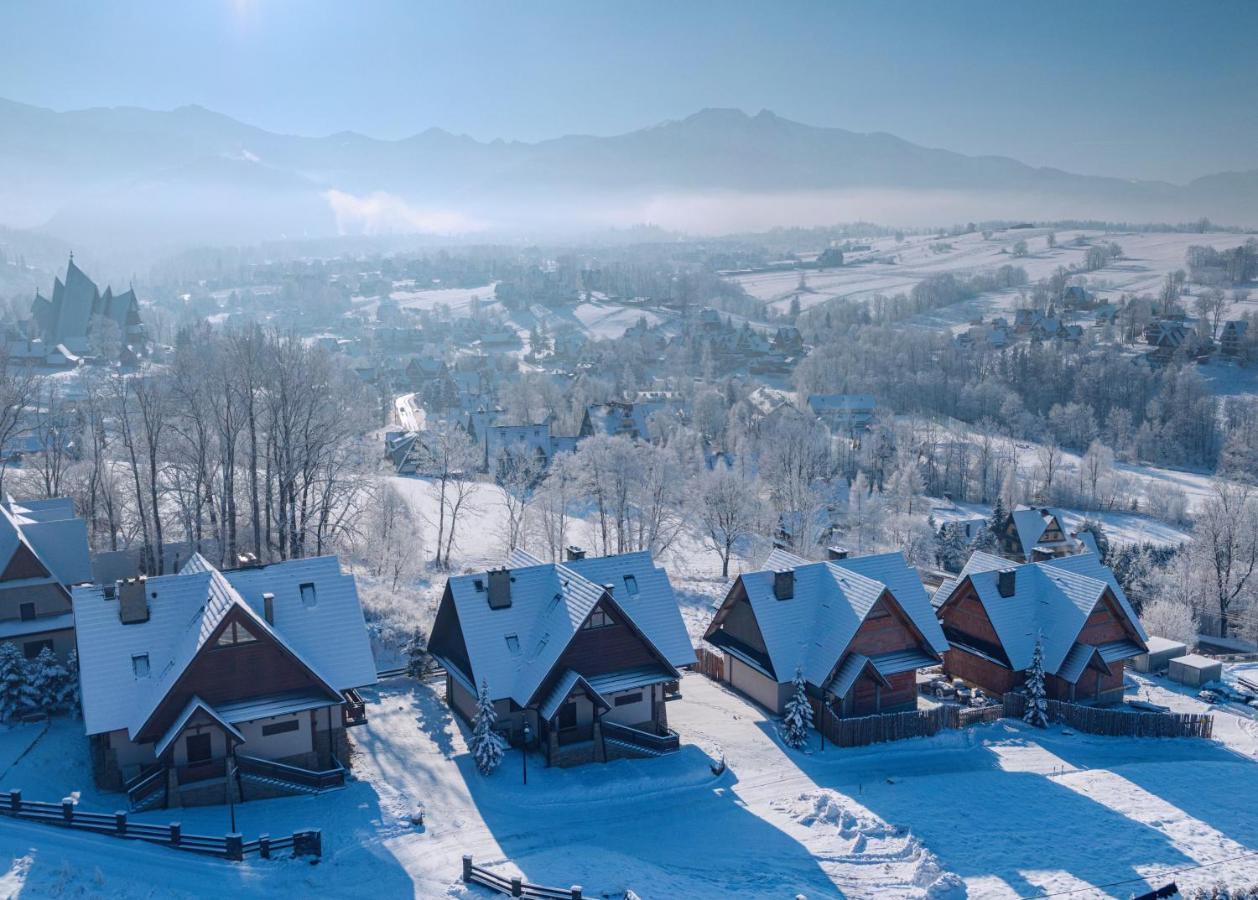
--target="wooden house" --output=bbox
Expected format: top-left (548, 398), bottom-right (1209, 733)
top-left (1000, 506), bottom-right (1081, 562)
top-left (1221, 320), bottom-right (1249, 358)
top-left (73, 555), bottom-right (376, 805)
top-left (703, 550), bottom-right (947, 719)
top-left (0, 497), bottom-right (91, 664)
top-left (428, 549), bottom-right (695, 767)
top-left (932, 552), bottom-right (1147, 705)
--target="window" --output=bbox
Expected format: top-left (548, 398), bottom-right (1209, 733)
top-left (185, 732), bottom-right (212, 764)
top-left (583, 608), bottom-right (614, 630)
top-left (622, 575), bottom-right (639, 596)
top-left (613, 692), bottom-right (643, 707)
top-left (261, 719), bottom-right (300, 737)
top-left (558, 701), bottom-right (577, 730)
top-left (300, 583), bottom-right (317, 608)
top-left (132, 653), bottom-right (150, 678)
top-left (215, 621), bottom-right (257, 647)
top-left (504, 633), bottom-right (521, 655)
top-left (19, 603), bottom-right (35, 622)
top-left (22, 640), bottom-right (52, 660)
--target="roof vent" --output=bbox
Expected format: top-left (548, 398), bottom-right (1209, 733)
top-left (827, 545), bottom-right (850, 561)
top-left (487, 568), bottom-right (512, 609)
top-left (566, 545), bottom-right (586, 561)
top-left (118, 576), bottom-right (149, 624)
top-left (997, 569), bottom-right (1017, 598)
top-left (773, 569), bottom-right (795, 601)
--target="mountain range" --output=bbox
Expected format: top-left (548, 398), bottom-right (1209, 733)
top-left (1, 97), bottom-right (1255, 255)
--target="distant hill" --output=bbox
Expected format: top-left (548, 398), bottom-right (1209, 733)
top-left (1, 98), bottom-right (1254, 254)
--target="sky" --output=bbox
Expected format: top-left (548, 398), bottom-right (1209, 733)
top-left (0, 0), bottom-right (1255, 183)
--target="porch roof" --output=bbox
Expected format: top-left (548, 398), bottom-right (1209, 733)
top-left (154, 695), bottom-right (246, 759)
top-left (869, 648), bottom-right (938, 678)
top-left (539, 669), bottom-right (609, 722)
top-left (213, 690), bottom-right (338, 724)
top-left (585, 665), bottom-right (674, 696)
top-left (831, 653), bottom-right (889, 700)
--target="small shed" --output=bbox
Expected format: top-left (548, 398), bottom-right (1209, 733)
top-left (1168, 654), bottom-right (1223, 688)
top-left (1132, 637), bottom-right (1189, 674)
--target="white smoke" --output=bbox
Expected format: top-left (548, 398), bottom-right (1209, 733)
top-left (323, 189), bottom-right (484, 236)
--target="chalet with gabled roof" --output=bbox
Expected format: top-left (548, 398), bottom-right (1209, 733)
top-left (428, 549), bottom-right (695, 767)
top-left (0, 497), bottom-right (91, 664)
top-left (932, 552), bottom-right (1147, 705)
top-left (703, 549), bottom-right (947, 718)
top-left (1221, 320), bottom-right (1249, 358)
top-left (72, 554), bottom-right (376, 805)
top-left (1000, 506), bottom-right (1081, 562)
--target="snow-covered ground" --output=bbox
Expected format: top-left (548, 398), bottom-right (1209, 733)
top-left (6, 670), bottom-right (1258, 898)
top-left (731, 229), bottom-right (1252, 318)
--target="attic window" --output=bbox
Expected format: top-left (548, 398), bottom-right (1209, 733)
top-left (505, 634), bottom-right (521, 655)
top-left (584, 608), bottom-right (614, 630)
top-left (623, 575), bottom-right (639, 596)
top-left (300, 582), bottom-right (317, 608)
top-left (216, 622), bottom-right (257, 647)
top-left (131, 653), bottom-right (150, 678)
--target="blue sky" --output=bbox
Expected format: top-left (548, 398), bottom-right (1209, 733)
top-left (1, 0), bottom-right (1255, 182)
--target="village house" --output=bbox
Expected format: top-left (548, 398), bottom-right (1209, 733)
top-left (428, 549), bottom-right (695, 767)
top-left (998, 506), bottom-right (1085, 562)
top-left (0, 497), bottom-right (91, 664)
top-left (72, 554), bottom-right (376, 806)
top-left (1221, 319), bottom-right (1249, 358)
top-left (703, 549), bottom-right (948, 719)
top-left (932, 551), bottom-right (1147, 705)
top-left (806, 394), bottom-right (878, 432)
top-left (579, 400), bottom-right (676, 443)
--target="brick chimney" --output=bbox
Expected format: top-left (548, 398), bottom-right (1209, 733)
top-left (773, 569), bottom-right (795, 601)
top-left (997, 569), bottom-right (1017, 598)
top-left (566, 545), bottom-right (586, 561)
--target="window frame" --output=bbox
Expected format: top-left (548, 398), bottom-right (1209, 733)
top-left (185, 732), bottom-right (213, 764)
top-left (261, 719), bottom-right (301, 737)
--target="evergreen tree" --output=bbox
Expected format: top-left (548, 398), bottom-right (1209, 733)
top-left (988, 497), bottom-right (1008, 549)
top-left (1077, 518), bottom-right (1111, 563)
top-left (1023, 636), bottom-right (1049, 728)
top-left (471, 679), bottom-right (504, 775)
top-left (62, 648), bottom-right (81, 717)
top-left (781, 667), bottom-right (813, 750)
top-left (404, 628), bottom-right (430, 678)
top-left (0, 643), bottom-right (26, 721)
top-left (935, 523), bottom-right (969, 572)
top-left (27, 647), bottom-right (68, 713)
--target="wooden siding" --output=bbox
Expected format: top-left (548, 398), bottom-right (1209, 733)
top-left (939, 582), bottom-right (1004, 651)
top-left (714, 583), bottom-right (770, 656)
top-left (847, 595), bottom-right (925, 657)
top-left (1, 544), bottom-right (49, 582)
top-left (553, 607), bottom-right (661, 677)
top-left (942, 646), bottom-right (1020, 696)
top-left (136, 606), bottom-right (337, 743)
top-left (428, 586), bottom-right (473, 681)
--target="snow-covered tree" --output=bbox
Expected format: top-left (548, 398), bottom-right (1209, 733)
top-left (0, 643), bottom-right (27, 721)
top-left (62, 648), bottom-right (80, 716)
top-left (27, 647), bottom-right (68, 713)
top-left (404, 628), bottom-right (430, 678)
top-left (781, 667), bottom-right (813, 750)
top-left (935, 522), bottom-right (969, 573)
top-left (1023, 636), bottom-right (1049, 728)
top-left (693, 467), bottom-right (763, 578)
top-left (471, 679), bottom-right (504, 775)
top-left (1140, 598), bottom-right (1198, 648)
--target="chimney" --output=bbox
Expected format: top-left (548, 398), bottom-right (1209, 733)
top-left (236, 552), bottom-right (259, 569)
top-left (827, 545), bottom-right (850, 561)
top-left (565, 545), bottom-right (587, 562)
top-left (997, 569), bottom-right (1017, 598)
top-left (773, 569), bottom-right (795, 601)
top-left (487, 568), bottom-right (512, 609)
top-left (262, 592), bottom-right (275, 625)
top-left (118, 576), bottom-right (150, 624)
top-left (603, 582), bottom-right (615, 596)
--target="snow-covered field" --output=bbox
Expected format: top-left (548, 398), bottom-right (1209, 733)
top-left (732, 229), bottom-right (1253, 320)
top-left (5, 670), bottom-right (1258, 898)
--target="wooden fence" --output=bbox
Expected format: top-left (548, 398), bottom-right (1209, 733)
top-left (462, 855), bottom-right (586, 899)
top-left (1003, 694), bottom-right (1213, 739)
top-left (0, 790), bottom-right (321, 861)
top-left (694, 646), bottom-right (724, 681)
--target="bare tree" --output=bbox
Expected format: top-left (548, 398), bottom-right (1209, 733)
top-left (534, 451), bottom-right (579, 561)
top-left (0, 349), bottom-right (36, 496)
top-left (693, 467), bottom-right (762, 578)
top-left (494, 445), bottom-right (541, 554)
top-left (1191, 483), bottom-right (1258, 638)
top-left (1035, 439), bottom-right (1061, 502)
top-left (417, 422), bottom-right (481, 568)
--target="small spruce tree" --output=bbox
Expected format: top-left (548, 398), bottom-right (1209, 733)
top-left (987, 498), bottom-right (1008, 551)
top-left (27, 647), bottom-right (68, 714)
top-left (404, 628), bottom-right (430, 678)
top-left (0, 643), bottom-right (27, 721)
top-left (62, 648), bottom-right (81, 717)
top-left (471, 679), bottom-right (504, 775)
top-left (1023, 635), bottom-right (1049, 728)
top-left (781, 667), bottom-right (814, 750)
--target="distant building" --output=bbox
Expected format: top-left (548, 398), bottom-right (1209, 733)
top-left (30, 257), bottom-right (146, 358)
top-left (1221, 320), bottom-right (1249, 358)
top-left (806, 394), bottom-right (877, 432)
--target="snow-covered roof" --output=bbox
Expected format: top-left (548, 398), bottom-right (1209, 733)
top-left (934, 551), bottom-right (1147, 676)
top-left (155, 696), bottom-right (246, 758)
top-left (718, 549), bottom-right (947, 689)
top-left (0, 497), bottom-right (91, 588)
top-left (442, 550), bottom-right (693, 708)
top-left (1009, 507), bottom-right (1072, 561)
top-left (73, 554), bottom-right (377, 738)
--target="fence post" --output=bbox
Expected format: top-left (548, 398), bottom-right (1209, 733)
top-left (7, 790), bottom-right (18, 813)
top-left (572, 886), bottom-right (583, 900)
top-left (61, 797), bottom-right (74, 823)
top-left (511, 876), bottom-right (523, 897)
top-left (225, 833), bottom-right (243, 861)
top-left (259, 834), bottom-right (271, 859)
top-left (114, 811), bottom-right (127, 834)
top-left (169, 822), bottom-right (181, 846)
top-left (462, 855), bottom-right (473, 882)
top-left (293, 829), bottom-right (322, 859)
